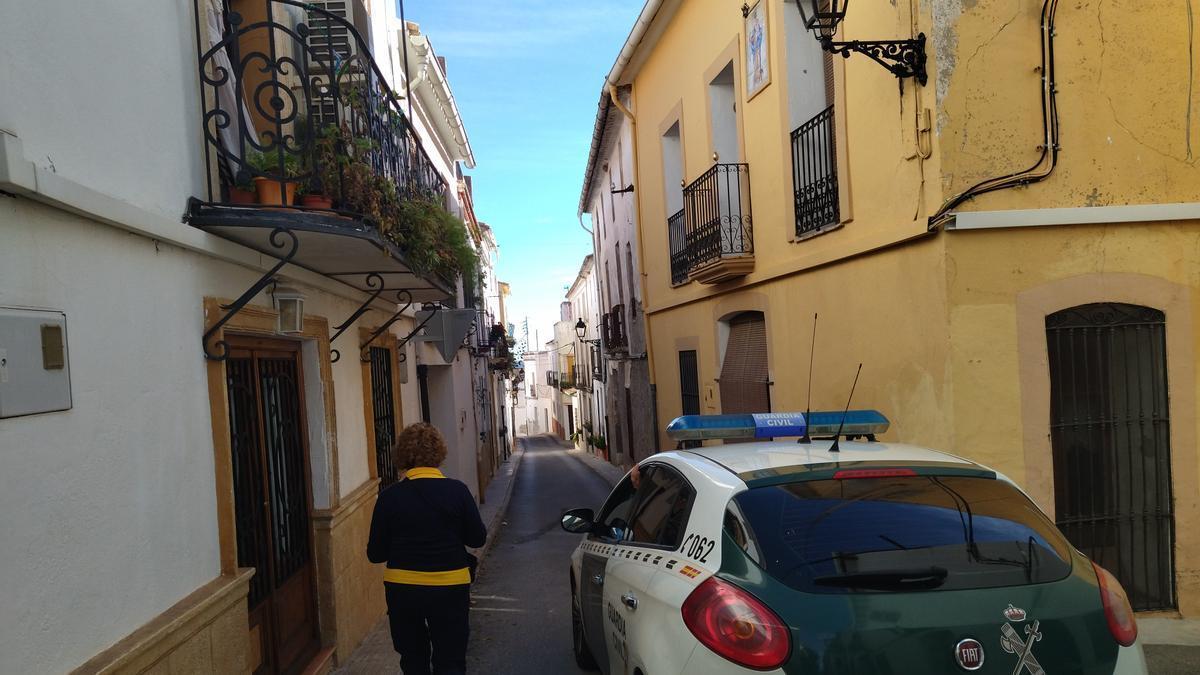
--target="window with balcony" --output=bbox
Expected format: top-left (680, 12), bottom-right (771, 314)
top-left (786, 2), bottom-right (840, 238)
top-left (187, 0), bottom-right (473, 314)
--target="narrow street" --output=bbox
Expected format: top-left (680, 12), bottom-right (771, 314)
top-left (466, 436), bottom-right (616, 673)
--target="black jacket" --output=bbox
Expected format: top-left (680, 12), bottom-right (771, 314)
top-left (367, 474), bottom-right (487, 571)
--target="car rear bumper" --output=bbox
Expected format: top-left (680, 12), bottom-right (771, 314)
top-left (1114, 641), bottom-right (1149, 674)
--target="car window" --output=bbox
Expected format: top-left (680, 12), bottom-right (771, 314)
top-left (732, 475), bottom-right (1073, 593)
top-left (627, 465), bottom-right (694, 548)
top-left (723, 501), bottom-right (762, 565)
top-left (594, 475), bottom-right (639, 541)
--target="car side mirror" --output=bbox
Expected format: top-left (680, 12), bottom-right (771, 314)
top-left (561, 507), bottom-right (595, 534)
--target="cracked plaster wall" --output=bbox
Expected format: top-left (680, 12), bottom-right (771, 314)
top-left (932, 0), bottom-right (1200, 209)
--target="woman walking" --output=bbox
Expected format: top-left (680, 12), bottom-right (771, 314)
top-left (368, 423), bottom-right (487, 675)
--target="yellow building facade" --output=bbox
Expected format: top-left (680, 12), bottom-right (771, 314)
top-left (602, 0), bottom-right (1200, 617)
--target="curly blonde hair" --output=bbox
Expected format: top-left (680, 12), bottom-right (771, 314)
top-left (393, 422), bottom-right (448, 470)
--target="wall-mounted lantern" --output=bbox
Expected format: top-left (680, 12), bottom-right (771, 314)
top-left (787, 0), bottom-right (927, 86)
top-left (273, 285), bottom-right (305, 333)
top-left (575, 318), bottom-right (602, 346)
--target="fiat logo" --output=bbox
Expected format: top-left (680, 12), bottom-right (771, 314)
top-left (955, 638), bottom-right (985, 671)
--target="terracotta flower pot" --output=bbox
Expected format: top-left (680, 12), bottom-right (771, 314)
top-left (299, 194), bottom-right (333, 209)
top-left (253, 177), bottom-right (297, 206)
top-left (228, 186), bottom-right (256, 204)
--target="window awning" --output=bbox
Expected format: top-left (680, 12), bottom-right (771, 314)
top-left (186, 201), bottom-right (454, 304)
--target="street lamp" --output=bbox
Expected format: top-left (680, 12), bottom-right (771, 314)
top-left (789, 0), bottom-right (927, 86)
top-left (575, 318), bottom-right (601, 346)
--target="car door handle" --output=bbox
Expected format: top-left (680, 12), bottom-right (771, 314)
top-left (591, 574), bottom-right (604, 586)
top-left (621, 592), bottom-right (638, 610)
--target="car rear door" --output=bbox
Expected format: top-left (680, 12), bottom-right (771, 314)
top-left (603, 463), bottom-right (697, 675)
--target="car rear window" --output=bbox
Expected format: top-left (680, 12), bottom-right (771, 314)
top-left (729, 475), bottom-right (1073, 593)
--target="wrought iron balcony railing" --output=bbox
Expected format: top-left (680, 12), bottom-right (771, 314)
top-left (195, 0), bottom-right (447, 211)
top-left (682, 163), bottom-right (753, 271)
top-left (605, 305), bottom-right (628, 353)
top-left (791, 105), bottom-right (840, 237)
top-left (668, 208), bottom-right (688, 285)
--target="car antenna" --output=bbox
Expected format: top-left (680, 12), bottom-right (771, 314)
top-left (799, 312), bottom-right (817, 444)
top-left (828, 363), bottom-right (862, 454)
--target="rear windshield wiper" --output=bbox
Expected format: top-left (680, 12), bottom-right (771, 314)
top-left (813, 566), bottom-right (949, 590)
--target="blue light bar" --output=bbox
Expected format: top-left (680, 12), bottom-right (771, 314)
top-left (665, 410), bottom-right (889, 442)
top-left (666, 412), bottom-right (807, 441)
top-left (805, 409), bottom-right (890, 437)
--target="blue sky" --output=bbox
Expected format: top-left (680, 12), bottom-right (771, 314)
top-left (406, 0), bottom-right (644, 346)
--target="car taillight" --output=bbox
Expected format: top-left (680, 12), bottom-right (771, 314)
top-left (680, 576), bottom-right (790, 670)
top-left (1093, 562), bottom-right (1138, 647)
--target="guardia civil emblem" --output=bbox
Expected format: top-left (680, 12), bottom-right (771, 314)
top-left (1000, 615), bottom-right (1044, 675)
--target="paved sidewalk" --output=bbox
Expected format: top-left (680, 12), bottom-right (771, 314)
top-left (562, 443), bottom-right (627, 488)
top-left (332, 440), bottom-right (526, 674)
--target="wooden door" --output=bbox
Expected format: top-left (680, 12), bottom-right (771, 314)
top-left (226, 339), bottom-right (320, 674)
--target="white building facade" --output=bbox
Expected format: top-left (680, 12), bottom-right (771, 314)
top-left (579, 87), bottom-right (657, 467)
top-left (564, 255), bottom-right (608, 458)
top-left (0, 1), bottom-right (500, 673)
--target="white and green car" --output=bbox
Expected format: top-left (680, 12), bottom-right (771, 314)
top-left (561, 411), bottom-right (1148, 674)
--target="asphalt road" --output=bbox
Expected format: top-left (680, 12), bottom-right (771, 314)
top-left (466, 435), bottom-right (615, 674)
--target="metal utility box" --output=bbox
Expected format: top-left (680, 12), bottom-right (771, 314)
top-left (0, 307), bottom-right (72, 418)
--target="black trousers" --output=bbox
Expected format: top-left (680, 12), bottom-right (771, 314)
top-left (385, 582), bottom-right (471, 675)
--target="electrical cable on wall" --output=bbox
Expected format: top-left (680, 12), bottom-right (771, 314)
top-left (928, 0), bottom-right (1062, 230)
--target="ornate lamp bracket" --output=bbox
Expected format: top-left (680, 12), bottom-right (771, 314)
top-left (358, 290), bottom-right (416, 362)
top-left (202, 228), bottom-right (299, 361)
top-left (822, 33), bottom-right (927, 86)
top-left (330, 273), bottom-right (386, 363)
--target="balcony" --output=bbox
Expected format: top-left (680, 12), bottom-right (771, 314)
top-left (681, 163), bottom-right (753, 284)
top-left (558, 369), bottom-right (579, 394)
top-left (187, 1), bottom-right (463, 305)
top-left (668, 208), bottom-right (688, 285)
top-left (791, 105), bottom-right (840, 238)
top-left (602, 306), bottom-right (628, 355)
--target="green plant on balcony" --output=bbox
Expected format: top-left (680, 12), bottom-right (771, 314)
top-left (590, 435), bottom-right (607, 451)
top-left (244, 148), bottom-right (302, 205)
top-left (309, 122), bottom-right (479, 289)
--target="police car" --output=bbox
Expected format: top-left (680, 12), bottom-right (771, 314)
top-left (561, 411), bottom-right (1148, 674)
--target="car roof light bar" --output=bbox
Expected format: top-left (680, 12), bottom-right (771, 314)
top-left (666, 410), bottom-right (889, 442)
top-left (805, 409), bottom-right (890, 438)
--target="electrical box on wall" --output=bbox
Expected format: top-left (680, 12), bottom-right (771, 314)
top-left (0, 307), bottom-right (72, 418)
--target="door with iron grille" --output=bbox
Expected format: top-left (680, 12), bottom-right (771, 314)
top-left (369, 346), bottom-right (399, 487)
top-left (1046, 303), bottom-right (1175, 610)
top-left (226, 341), bottom-right (320, 674)
top-left (678, 350), bottom-right (701, 449)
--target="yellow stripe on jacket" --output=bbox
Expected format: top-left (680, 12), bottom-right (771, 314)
top-left (383, 567), bottom-right (471, 586)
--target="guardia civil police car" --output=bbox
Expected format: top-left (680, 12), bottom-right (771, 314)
top-left (560, 411), bottom-right (1148, 674)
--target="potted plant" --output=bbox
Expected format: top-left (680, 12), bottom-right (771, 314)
top-left (245, 149), bottom-right (301, 206)
top-left (226, 167), bottom-right (256, 204)
top-left (296, 181), bottom-right (333, 209)
top-left (592, 434), bottom-right (607, 460)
